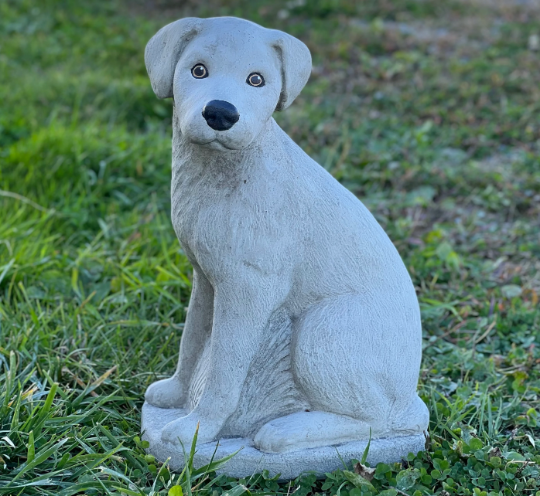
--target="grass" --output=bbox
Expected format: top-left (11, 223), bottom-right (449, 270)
top-left (0, 0), bottom-right (539, 494)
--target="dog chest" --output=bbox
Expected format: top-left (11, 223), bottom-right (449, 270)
top-left (171, 165), bottom-right (296, 279)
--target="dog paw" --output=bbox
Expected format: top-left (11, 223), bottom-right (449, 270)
top-left (161, 412), bottom-right (220, 446)
top-left (254, 421), bottom-right (295, 453)
top-left (254, 411), bottom-right (373, 453)
top-left (145, 377), bottom-right (185, 409)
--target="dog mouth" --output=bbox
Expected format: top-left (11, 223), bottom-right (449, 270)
top-left (191, 137), bottom-right (242, 151)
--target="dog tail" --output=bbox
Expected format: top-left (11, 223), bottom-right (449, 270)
top-left (390, 394), bottom-right (430, 436)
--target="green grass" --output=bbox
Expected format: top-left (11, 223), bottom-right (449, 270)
top-left (1, 0), bottom-right (539, 494)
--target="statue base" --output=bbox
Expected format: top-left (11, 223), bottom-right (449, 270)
top-left (141, 403), bottom-right (426, 480)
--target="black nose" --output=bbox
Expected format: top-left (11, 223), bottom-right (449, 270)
top-left (202, 100), bottom-right (240, 131)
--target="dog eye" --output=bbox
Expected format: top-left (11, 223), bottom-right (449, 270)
top-left (247, 73), bottom-right (264, 87)
top-left (191, 64), bottom-right (208, 79)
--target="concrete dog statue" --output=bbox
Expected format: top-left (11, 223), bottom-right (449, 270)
top-left (144, 16), bottom-right (429, 455)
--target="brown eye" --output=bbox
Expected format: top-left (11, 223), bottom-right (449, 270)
top-left (191, 64), bottom-right (208, 79)
top-left (247, 73), bottom-right (264, 87)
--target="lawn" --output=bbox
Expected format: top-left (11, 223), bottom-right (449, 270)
top-left (0, 0), bottom-right (539, 494)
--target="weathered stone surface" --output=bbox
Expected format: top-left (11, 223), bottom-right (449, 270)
top-left (142, 403), bottom-right (426, 480)
top-left (142, 16), bottom-right (428, 477)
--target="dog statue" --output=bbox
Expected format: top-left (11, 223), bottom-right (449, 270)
top-left (143, 16), bottom-right (428, 457)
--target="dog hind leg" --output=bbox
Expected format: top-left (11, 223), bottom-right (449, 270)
top-left (254, 411), bottom-right (372, 453)
top-left (292, 293), bottom-right (423, 435)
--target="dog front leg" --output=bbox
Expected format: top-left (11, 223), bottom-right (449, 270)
top-left (145, 266), bottom-right (214, 408)
top-left (161, 273), bottom-right (286, 445)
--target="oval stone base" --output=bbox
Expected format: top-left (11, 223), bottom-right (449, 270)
top-left (141, 403), bottom-right (426, 480)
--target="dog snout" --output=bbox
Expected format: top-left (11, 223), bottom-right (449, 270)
top-left (202, 100), bottom-right (240, 131)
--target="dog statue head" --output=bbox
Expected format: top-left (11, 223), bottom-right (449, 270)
top-left (145, 17), bottom-right (312, 151)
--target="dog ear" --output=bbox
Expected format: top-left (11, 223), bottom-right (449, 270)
top-left (145, 18), bottom-right (202, 99)
top-left (270, 31), bottom-right (312, 111)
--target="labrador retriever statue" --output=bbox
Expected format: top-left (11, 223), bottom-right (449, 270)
top-left (143, 16), bottom-right (429, 455)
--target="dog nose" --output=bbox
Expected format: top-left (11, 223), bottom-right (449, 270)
top-left (202, 100), bottom-right (240, 131)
